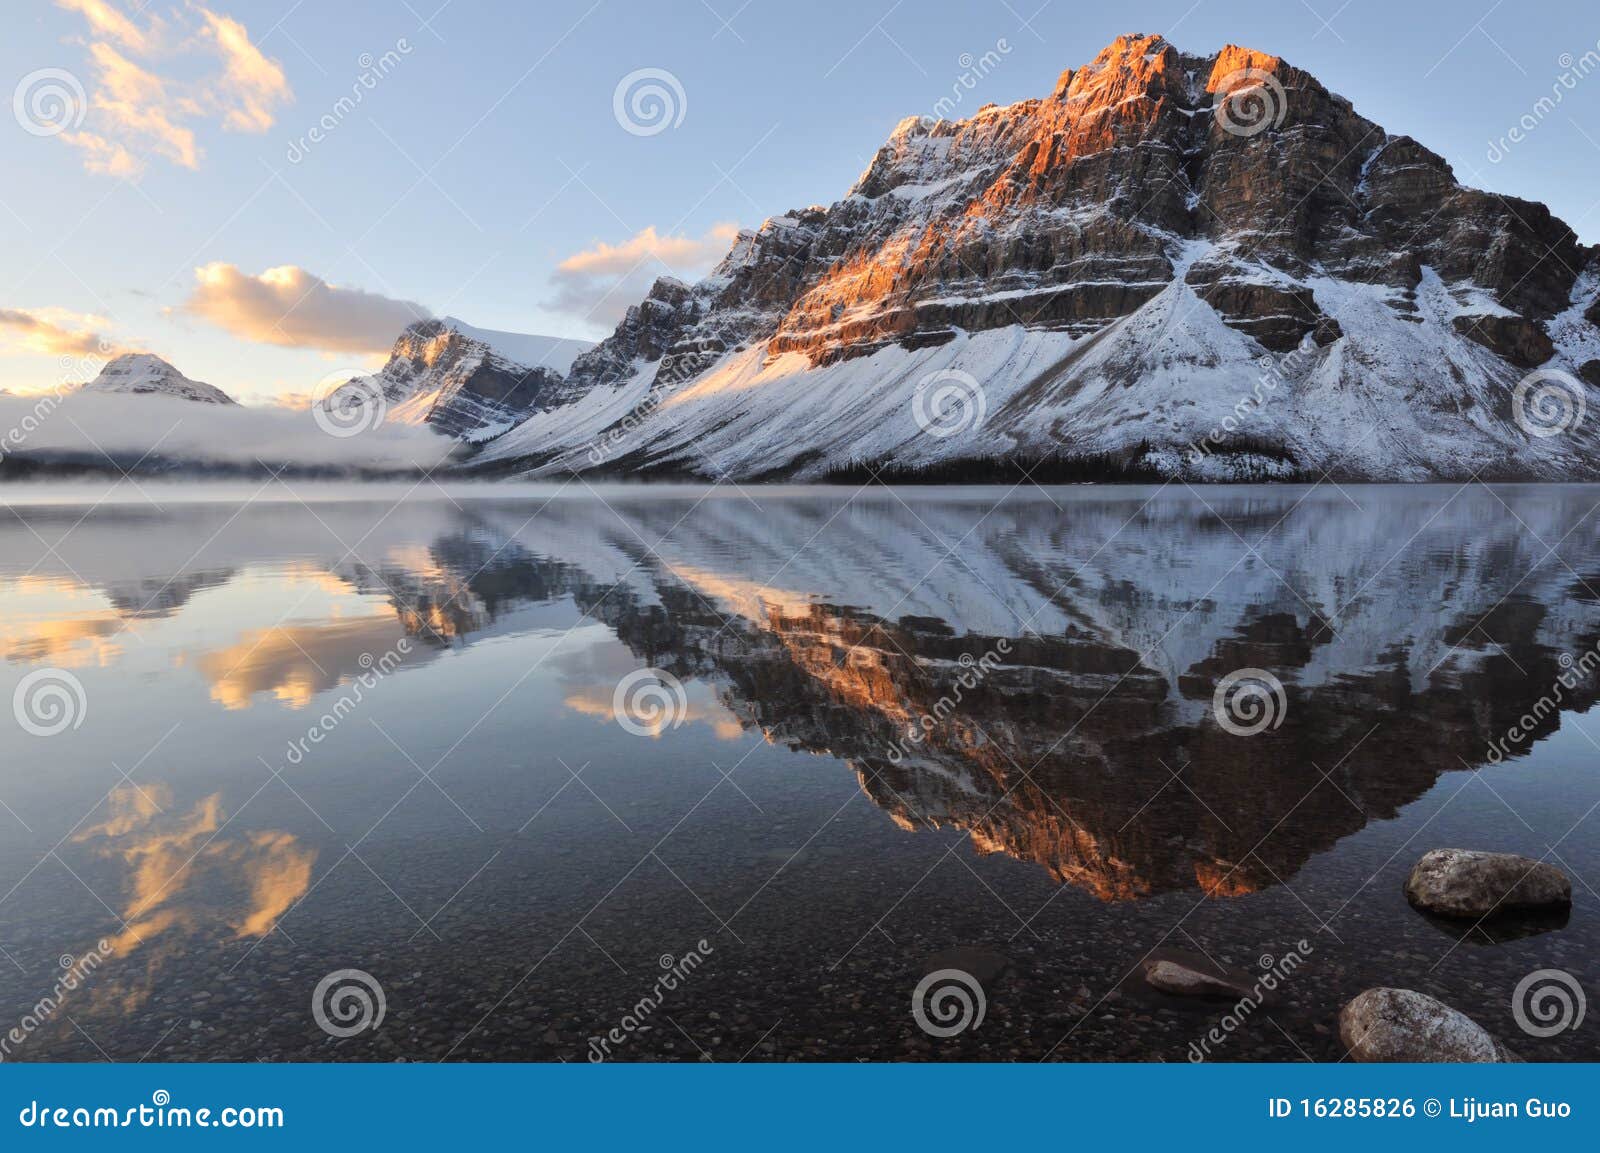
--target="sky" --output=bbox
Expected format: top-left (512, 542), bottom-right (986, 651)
top-left (2, 0), bottom-right (1599, 402)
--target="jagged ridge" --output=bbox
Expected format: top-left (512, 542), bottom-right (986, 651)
top-left (333, 318), bottom-right (593, 441)
top-left (475, 32), bottom-right (1600, 481)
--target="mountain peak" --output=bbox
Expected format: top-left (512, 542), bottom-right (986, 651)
top-left (474, 35), bottom-right (1600, 482)
top-left (437, 316), bottom-right (594, 375)
top-left (385, 316), bottom-right (593, 378)
top-left (332, 316), bottom-right (597, 442)
top-left (1096, 31), bottom-right (1172, 58)
top-left (84, 353), bottom-right (235, 405)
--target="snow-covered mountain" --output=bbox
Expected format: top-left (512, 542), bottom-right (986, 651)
top-left (327, 318), bottom-right (594, 442)
top-left (469, 33), bottom-right (1600, 481)
top-left (82, 353), bottom-right (236, 405)
top-left (435, 316), bottom-right (592, 376)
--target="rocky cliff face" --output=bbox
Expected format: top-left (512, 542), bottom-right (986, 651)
top-left (335, 319), bottom-right (592, 441)
top-left (477, 32), bottom-right (1600, 480)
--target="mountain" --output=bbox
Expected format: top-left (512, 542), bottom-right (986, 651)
top-left (473, 32), bottom-right (1600, 481)
top-left (329, 318), bottom-right (594, 441)
top-left (82, 353), bottom-right (236, 405)
top-left (436, 316), bottom-right (593, 375)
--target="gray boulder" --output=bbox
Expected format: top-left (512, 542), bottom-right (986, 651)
top-left (1404, 849), bottom-right (1571, 919)
top-left (1339, 988), bottom-right (1517, 1062)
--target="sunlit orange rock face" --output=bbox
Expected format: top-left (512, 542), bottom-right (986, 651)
top-left (336, 318), bottom-right (571, 439)
top-left (567, 30), bottom-right (1585, 389)
top-left (771, 34), bottom-right (1198, 361)
top-left (590, 587), bottom-right (1267, 902)
top-left (985, 34), bottom-right (1191, 212)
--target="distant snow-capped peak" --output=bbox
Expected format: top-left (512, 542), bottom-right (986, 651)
top-left (82, 353), bottom-right (236, 405)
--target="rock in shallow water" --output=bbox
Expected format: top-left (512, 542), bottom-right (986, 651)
top-left (1138, 949), bottom-right (1259, 1001)
top-left (1339, 988), bottom-right (1517, 1062)
top-left (1404, 849), bottom-right (1570, 919)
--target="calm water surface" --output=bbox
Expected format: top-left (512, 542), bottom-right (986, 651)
top-left (1, 482), bottom-right (1597, 1061)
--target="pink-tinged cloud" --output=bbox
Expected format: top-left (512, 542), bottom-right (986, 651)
top-left (196, 8), bottom-right (291, 134)
top-left (0, 307), bottom-right (120, 358)
top-left (183, 263), bottom-right (429, 353)
top-left (64, 41), bottom-right (198, 173)
top-left (57, 0), bottom-right (156, 53)
top-left (549, 223), bottom-right (740, 327)
top-left (52, 1), bottom-right (289, 176)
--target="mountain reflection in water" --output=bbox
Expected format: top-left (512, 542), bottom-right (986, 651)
top-left (1, 483), bottom-right (1597, 1061)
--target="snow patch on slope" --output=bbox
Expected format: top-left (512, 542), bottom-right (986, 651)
top-left (437, 317), bottom-right (593, 375)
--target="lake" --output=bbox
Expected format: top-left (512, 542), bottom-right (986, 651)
top-left (0, 481), bottom-right (1596, 1061)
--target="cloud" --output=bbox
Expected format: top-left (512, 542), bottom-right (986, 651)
top-left (553, 637), bottom-right (744, 740)
top-left (64, 41), bottom-right (198, 172)
top-left (556, 224), bottom-right (742, 278)
top-left (196, 7), bottom-right (291, 134)
top-left (59, 130), bottom-right (143, 177)
top-left (0, 597), bottom-right (125, 668)
top-left (0, 307), bottom-right (120, 358)
top-left (52, 1), bottom-right (289, 176)
top-left (182, 263), bottom-right (428, 353)
top-left (0, 390), bottom-right (457, 472)
top-left (549, 223), bottom-right (739, 327)
top-left (57, 0), bottom-right (155, 52)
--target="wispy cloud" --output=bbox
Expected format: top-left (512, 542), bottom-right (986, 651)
top-left (196, 7), bottom-right (291, 134)
top-left (66, 40), bottom-right (198, 174)
top-left (181, 263), bottom-right (428, 353)
top-left (549, 223), bottom-right (739, 327)
top-left (57, 0), bottom-right (155, 53)
top-left (52, 1), bottom-right (290, 176)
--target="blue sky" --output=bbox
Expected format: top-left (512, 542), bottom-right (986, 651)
top-left (3, 0), bottom-right (1599, 400)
